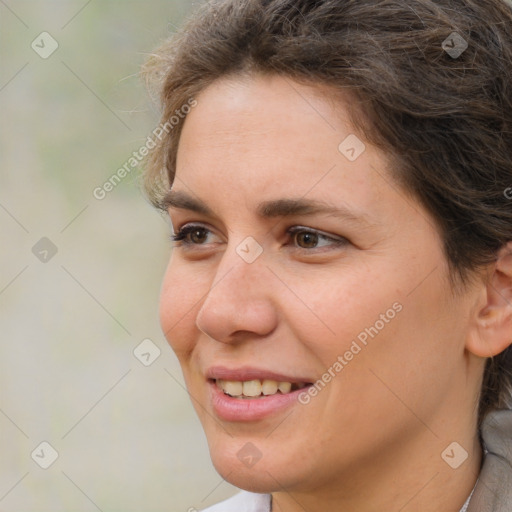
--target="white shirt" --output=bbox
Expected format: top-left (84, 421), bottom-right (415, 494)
top-left (201, 491), bottom-right (270, 511)
top-left (202, 488), bottom-right (474, 512)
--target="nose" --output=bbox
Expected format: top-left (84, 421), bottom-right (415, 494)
top-left (195, 249), bottom-right (278, 344)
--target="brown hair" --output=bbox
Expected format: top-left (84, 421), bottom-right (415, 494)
top-left (141, 0), bottom-right (512, 422)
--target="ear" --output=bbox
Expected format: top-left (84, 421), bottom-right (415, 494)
top-left (466, 242), bottom-right (512, 358)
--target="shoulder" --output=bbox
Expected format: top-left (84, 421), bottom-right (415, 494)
top-left (200, 491), bottom-right (271, 512)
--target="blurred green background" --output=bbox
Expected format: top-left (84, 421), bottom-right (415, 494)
top-left (0, 1), bottom-right (237, 510)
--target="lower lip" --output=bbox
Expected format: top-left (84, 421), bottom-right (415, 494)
top-left (209, 380), bottom-right (309, 422)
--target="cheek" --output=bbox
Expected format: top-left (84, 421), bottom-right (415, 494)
top-left (283, 263), bottom-right (402, 360)
top-left (284, 271), bottom-right (456, 456)
top-left (159, 259), bottom-right (205, 358)
top-left (286, 258), bottom-right (457, 400)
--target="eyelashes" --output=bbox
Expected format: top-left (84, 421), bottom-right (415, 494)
top-left (286, 226), bottom-right (347, 250)
top-left (169, 223), bottom-right (348, 251)
top-left (170, 224), bottom-right (211, 244)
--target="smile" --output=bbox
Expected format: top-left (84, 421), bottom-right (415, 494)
top-left (215, 379), bottom-right (309, 398)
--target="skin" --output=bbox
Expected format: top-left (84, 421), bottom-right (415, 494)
top-left (159, 74), bottom-right (511, 512)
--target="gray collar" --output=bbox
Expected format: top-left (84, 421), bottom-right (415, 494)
top-left (466, 409), bottom-right (512, 512)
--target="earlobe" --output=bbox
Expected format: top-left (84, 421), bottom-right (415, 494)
top-left (466, 242), bottom-right (512, 359)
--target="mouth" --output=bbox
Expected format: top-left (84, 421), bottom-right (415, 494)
top-left (211, 378), bottom-right (312, 398)
top-left (205, 367), bottom-right (315, 421)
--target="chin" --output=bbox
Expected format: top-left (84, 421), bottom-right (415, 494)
top-left (211, 457), bottom-right (282, 493)
top-left (206, 437), bottom-right (298, 493)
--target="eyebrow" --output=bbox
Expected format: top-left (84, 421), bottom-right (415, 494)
top-left (162, 190), bottom-right (373, 225)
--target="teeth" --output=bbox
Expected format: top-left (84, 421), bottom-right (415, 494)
top-left (242, 380), bottom-right (262, 397)
top-left (278, 382), bottom-right (292, 394)
top-left (220, 380), bottom-right (243, 397)
top-left (217, 379), bottom-right (304, 398)
top-left (261, 379), bottom-right (278, 395)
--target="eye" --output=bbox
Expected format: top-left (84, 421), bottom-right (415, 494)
top-left (170, 223), bottom-right (219, 246)
top-left (287, 226), bottom-right (348, 250)
top-left (170, 223), bottom-right (348, 252)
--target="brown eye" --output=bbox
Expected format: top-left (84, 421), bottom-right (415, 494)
top-left (171, 225), bottom-right (214, 245)
top-left (189, 228), bottom-right (208, 244)
top-left (295, 231), bottom-right (319, 248)
top-left (287, 226), bottom-right (348, 251)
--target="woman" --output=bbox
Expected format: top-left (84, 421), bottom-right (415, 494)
top-left (142, 1), bottom-right (512, 510)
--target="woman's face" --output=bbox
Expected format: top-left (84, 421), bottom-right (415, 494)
top-left (160, 74), bottom-right (480, 493)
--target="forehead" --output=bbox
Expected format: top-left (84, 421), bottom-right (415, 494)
top-left (175, 74), bottom-right (385, 212)
top-left (177, 74), bottom-right (355, 153)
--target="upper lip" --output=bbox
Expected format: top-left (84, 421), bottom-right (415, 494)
top-left (206, 365), bottom-right (313, 383)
